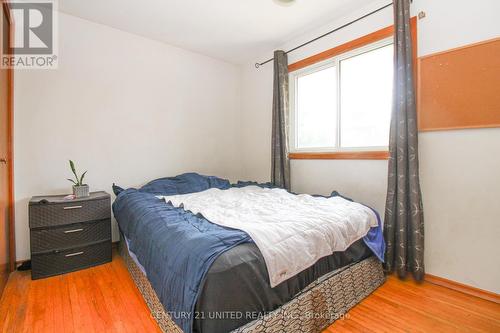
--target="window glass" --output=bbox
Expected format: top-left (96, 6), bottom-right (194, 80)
top-left (339, 44), bottom-right (393, 147)
top-left (296, 66), bottom-right (337, 149)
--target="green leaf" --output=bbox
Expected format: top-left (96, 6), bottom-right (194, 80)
top-left (67, 178), bottom-right (78, 185)
top-left (79, 171), bottom-right (87, 186)
top-left (69, 160), bottom-right (80, 185)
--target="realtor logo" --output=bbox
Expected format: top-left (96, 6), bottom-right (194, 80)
top-left (2, 0), bottom-right (58, 69)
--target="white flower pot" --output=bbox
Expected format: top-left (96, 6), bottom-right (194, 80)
top-left (73, 185), bottom-right (89, 198)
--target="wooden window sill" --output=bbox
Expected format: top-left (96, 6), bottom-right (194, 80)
top-left (289, 151), bottom-right (389, 160)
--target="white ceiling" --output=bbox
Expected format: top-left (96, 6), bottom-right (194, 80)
top-left (59, 0), bottom-right (380, 65)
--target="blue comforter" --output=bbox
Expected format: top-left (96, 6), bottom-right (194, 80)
top-left (113, 173), bottom-right (384, 333)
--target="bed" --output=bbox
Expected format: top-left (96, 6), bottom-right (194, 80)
top-left (112, 173), bottom-right (386, 333)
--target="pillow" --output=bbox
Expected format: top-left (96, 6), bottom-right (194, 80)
top-left (330, 190), bottom-right (353, 202)
top-left (232, 180), bottom-right (276, 188)
top-left (112, 183), bottom-right (125, 196)
top-left (139, 172), bottom-right (230, 195)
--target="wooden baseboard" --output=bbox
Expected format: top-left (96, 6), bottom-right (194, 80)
top-left (425, 274), bottom-right (500, 304)
top-left (14, 259), bottom-right (29, 267)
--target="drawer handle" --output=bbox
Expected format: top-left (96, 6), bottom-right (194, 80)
top-left (65, 251), bottom-right (84, 257)
top-left (63, 205), bottom-right (83, 210)
top-left (64, 228), bottom-right (84, 234)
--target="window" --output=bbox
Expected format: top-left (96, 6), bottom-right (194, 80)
top-left (290, 38), bottom-right (393, 154)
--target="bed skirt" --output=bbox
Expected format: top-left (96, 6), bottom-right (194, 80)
top-left (119, 240), bottom-right (385, 333)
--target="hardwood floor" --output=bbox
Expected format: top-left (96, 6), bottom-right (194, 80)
top-left (0, 252), bottom-right (160, 333)
top-left (1, 253), bottom-right (499, 333)
top-left (326, 275), bottom-right (500, 333)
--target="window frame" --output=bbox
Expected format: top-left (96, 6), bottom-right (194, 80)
top-left (289, 36), bottom-right (394, 154)
top-left (286, 17), bottom-right (417, 160)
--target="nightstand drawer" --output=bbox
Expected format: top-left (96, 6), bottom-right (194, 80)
top-left (29, 197), bottom-right (111, 228)
top-left (31, 241), bottom-right (112, 279)
top-left (30, 219), bottom-right (111, 253)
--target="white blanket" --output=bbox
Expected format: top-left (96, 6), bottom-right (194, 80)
top-left (159, 186), bottom-right (378, 287)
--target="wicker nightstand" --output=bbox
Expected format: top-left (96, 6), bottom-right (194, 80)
top-left (29, 191), bottom-right (112, 279)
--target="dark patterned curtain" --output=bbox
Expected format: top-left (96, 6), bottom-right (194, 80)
top-left (384, 0), bottom-right (425, 281)
top-left (271, 50), bottom-right (291, 190)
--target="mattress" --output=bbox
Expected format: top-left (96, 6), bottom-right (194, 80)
top-left (194, 240), bottom-right (371, 332)
top-left (126, 235), bottom-right (371, 333)
top-left (160, 186), bottom-right (381, 287)
top-left (113, 174), bottom-right (382, 332)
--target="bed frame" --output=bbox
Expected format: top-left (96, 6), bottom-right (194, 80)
top-left (119, 239), bottom-right (385, 333)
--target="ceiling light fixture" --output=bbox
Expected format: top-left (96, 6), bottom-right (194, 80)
top-left (273, 0), bottom-right (296, 7)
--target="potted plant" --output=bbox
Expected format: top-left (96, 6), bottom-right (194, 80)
top-left (67, 160), bottom-right (89, 198)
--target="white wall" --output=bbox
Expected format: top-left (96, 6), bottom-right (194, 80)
top-left (13, 0), bottom-right (500, 294)
top-left (240, 0), bottom-right (500, 293)
top-left (14, 13), bottom-right (242, 260)
top-left (414, 0), bottom-right (500, 294)
top-left (241, 0), bottom-right (393, 213)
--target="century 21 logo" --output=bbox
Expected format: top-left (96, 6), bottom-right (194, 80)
top-left (7, 2), bottom-right (53, 54)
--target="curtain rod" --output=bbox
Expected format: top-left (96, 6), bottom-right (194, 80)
top-left (255, 2), bottom-right (395, 68)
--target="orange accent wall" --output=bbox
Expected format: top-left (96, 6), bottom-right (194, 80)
top-left (417, 38), bottom-right (500, 131)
